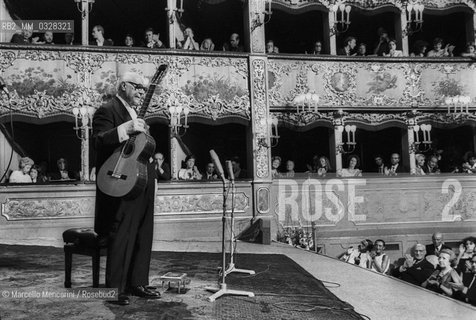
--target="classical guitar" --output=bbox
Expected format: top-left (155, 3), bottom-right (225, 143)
top-left (97, 64), bottom-right (168, 198)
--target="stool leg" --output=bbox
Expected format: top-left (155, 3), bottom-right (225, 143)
top-left (64, 247), bottom-right (72, 288)
top-left (92, 249), bottom-right (100, 288)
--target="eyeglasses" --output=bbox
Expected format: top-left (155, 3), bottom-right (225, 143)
top-left (126, 82), bottom-right (145, 90)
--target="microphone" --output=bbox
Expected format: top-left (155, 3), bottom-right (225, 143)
top-left (209, 150), bottom-right (225, 182)
top-left (226, 160), bottom-right (234, 182)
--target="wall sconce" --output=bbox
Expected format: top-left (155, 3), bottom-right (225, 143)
top-left (404, 1), bottom-right (424, 36)
top-left (167, 90), bottom-right (190, 137)
top-left (72, 99), bottom-right (95, 182)
top-left (269, 114), bottom-right (279, 147)
top-left (74, 0), bottom-right (95, 19)
top-left (330, 2), bottom-right (351, 36)
top-left (336, 124), bottom-right (356, 154)
top-left (411, 123), bottom-right (432, 153)
top-left (444, 95), bottom-right (471, 114)
top-left (251, 0), bottom-right (273, 32)
top-left (165, 0), bottom-right (184, 24)
top-left (293, 93), bottom-right (320, 114)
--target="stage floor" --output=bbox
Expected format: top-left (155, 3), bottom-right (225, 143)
top-left (0, 241), bottom-right (475, 320)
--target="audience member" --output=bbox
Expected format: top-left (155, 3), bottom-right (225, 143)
top-left (356, 43), bottom-right (367, 56)
top-left (37, 161), bottom-right (49, 183)
top-left (10, 29), bottom-right (34, 44)
top-left (90, 25), bottom-right (113, 46)
top-left (9, 157), bottom-right (34, 183)
top-left (455, 237), bottom-right (476, 275)
top-left (462, 153), bottom-right (476, 173)
top-left (385, 153), bottom-right (405, 176)
top-left (384, 39), bottom-right (403, 57)
top-left (423, 155), bottom-right (440, 175)
top-left (123, 34), bottom-right (135, 47)
top-left (178, 155), bottom-right (202, 180)
top-left (141, 28), bottom-right (164, 49)
top-left (427, 37), bottom-right (454, 57)
top-left (422, 249), bottom-right (462, 297)
top-left (266, 40), bottom-right (279, 53)
top-left (374, 27), bottom-right (390, 56)
top-left (414, 154), bottom-right (426, 175)
top-left (154, 152), bottom-right (171, 181)
top-left (64, 32), bottom-right (74, 45)
top-left (337, 36), bottom-right (357, 56)
top-left (311, 41), bottom-right (322, 55)
top-left (339, 155), bottom-right (362, 177)
top-left (392, 243), bottom-right (435, 286)
top-left (89, 167), bottom-right (96, 182)
top-left (231, 156), bottom-right (247, 178)
top-left (340, 239), bottom-right (373, 268)
top-left (200, 38), bottom-right (215, 51)
top-left (461, 43), bottom-right (476, 58)
top-left (317, 156), bottom-right (332, 177)
top-left (306, 155), bottom-right (320, 173)
top-left (410, 40), bottom-right (428, 57)
top-left (450, 254), bottom-right (476, 306)
top-left (49, 158), bottom-right (75, 181)
top-left (370, 239), bottom-right (390, 274)
top-left (40, 31), bottom-right (54, 45)
top-left (29, 164), bottom-right (41, 184)
top-left (271, 156), bottom-right (281, 178)
top-left (374, 155), bottom-right (385, 175)
top-left (283, 160), bottom-right (295, 178)
top-left (426, 232), bottom-right (451, 257)
top-left (222, 33), bottom-right (244, 52)
top-left (180, 28), bottom-right (199, 50)
top-left (203, 162), bottom-right (218, 180)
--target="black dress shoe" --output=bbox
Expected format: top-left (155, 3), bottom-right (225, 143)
top-left (131, 286), bottom-right (161, 299)
top-left (108, 293), bottom-right (129, 306)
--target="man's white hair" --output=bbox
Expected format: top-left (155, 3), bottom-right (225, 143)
top-left (116, 72), bottom-right (147, 90)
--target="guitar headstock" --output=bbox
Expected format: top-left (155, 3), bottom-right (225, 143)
top-left (150, 64), bottom-right (168, 86)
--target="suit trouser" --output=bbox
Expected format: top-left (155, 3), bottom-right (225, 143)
top-left (105, 169), bottom-right (155, 293)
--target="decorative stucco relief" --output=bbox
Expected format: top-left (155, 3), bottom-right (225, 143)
top-left (155, 192), bottom-right (249, 214)
top-left (1, 197), bottom-right (94, 220)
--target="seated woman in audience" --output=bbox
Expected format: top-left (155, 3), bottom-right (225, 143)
top-left (178, 155), bottom-right (202, 180)
top-left (356, 43), bottom-right (367, 56)
top-left (123, 34), bottom-right (135, 47)
top-left (29, 165), bottom-right (42, 184)
top-left (337, 36), bottom-right (357, 56)
top-left (410, 40), bottom-right (428, 57)
top-left (311, 41), bottom-right (323, 55)
top-left (462, 153), bottom-right (476, 173)
top-left (461, 43), bottom-right (476, 57)
top-left (422, 249), bottom-right (462, 297)
top-left (317, 156), bottom-right (332, 177)
top-left (283, 160), bottom-right (295, 178)
top-left (340, 239), bottom-right (373, 268)
top-left (427, 37), bottom-right (454, 57)
top-left (384, 39), bottom-right (403, 57)
top-left (306, 155), bottom-right (320, 173)
top-left (266, 40), bottom-right (279, 53)
top-left (370, 239), bottom-right (390, 274)
top-left (200, 38), bottom-right (215, 51)
top-left (415, 153), bottom-right (426, 175)
top-left (455, 237), bottom-right (476, 275)
top-left (180, 28), bottom-right (199, 50)
top-left (339, 155), bottom-right (362, 177)
top-left (271, 156), bottom-right (282, 178)
top-left (9, 157), bottom-right (34, 183)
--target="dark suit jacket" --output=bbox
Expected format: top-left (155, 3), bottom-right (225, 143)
top-left (89, 39), bottom-right (114, 46)
top-left (92, 96), bottom-right (155, 236)
top-left (462, 273), bottom-right (476, 306)
top-left (392, 258), bottom-right (435, 286)
top-left (425, 244), bottom-right (451, 257)
top-left (156, 162), bottom-right (171, 181)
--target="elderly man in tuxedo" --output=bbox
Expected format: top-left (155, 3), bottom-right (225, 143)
top-left (392, 243), bottom-right (435, 286)
top-left (93, 72), bottom-right (159, 305)
top-left (426, 232), bottom-right (450, 257)
top-left (154, 152), bottom-right (171, 181)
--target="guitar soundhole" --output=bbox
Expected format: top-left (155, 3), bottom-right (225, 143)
top-left (122, 142), bottom-right (134, 157)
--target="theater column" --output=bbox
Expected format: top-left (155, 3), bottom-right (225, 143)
top-left (333, 115), bottom-right (344, 175)
top-left (327, 7), bottom-right (337, 55)
top-left (166, 0), bottom-right (178, 49)
top-left (247, 1), bottom-right (272, 243)
top-left (399, 7), bottom-right (409, 56)
top-left (405, 116), bottom-right (416, 174)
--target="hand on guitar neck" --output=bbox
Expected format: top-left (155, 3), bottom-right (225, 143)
top-left (120, 119), bottom-right (149, 135)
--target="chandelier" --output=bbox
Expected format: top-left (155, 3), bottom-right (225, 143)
top-left (404, 1), bottom-right (424, 36)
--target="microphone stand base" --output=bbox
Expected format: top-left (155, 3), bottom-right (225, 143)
top-left (206, 283), bottom-right (255, 302)
top-left (224, 263), bottom-right (255, 277)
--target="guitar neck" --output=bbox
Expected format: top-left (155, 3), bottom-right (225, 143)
top-left (137, 85), bottom-right (156, 119)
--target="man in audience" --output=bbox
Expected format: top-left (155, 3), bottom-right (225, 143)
top-left (202, 162), bottom-right (218, 180)
top-left (141, 28), bottom-right (164, 48)
top-left (337, 36), bottom-right (357, 56)
top-left (266, 40), bottom-right (279, 53)
top-left (392, 243), bottom-right (435, 286)
top-left (374, 27), bottom-right (390, 56)
top-left (90, 25), bottom-right (113, 46)
top-left (43, 31), bottom-right (54, 45)
top-left (356, 43), bottom-right (367, 56)
top-left (385, 153), bottom-right (405, 176)
top-left (423, 155), bottom-right (440, 175)
top-left (426, 232), bottom-right (450, 257)
top-left (222, 33), bottom-right (244, 52)
top-left (154, 152), bottom-right (171, 181)
top-left (374, 155), bottom-right (385, 175)
top-left (462, 153), bottom-right (476, 173)
top-left (311, 41), bottom-right (322, 54)
top-left (231, 156), bottom-right (247, 179)
top-left (64, 32), bottom-right (74, 45)
top-left (450, 255), bottom-right (476, 306)
top-left (49, 158), bottom-right (76, 181)
top-left (11, 28), bottom-right (34, 44)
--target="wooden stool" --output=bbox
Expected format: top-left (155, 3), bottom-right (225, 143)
top-left (62, 228), bottom-right (107, 288)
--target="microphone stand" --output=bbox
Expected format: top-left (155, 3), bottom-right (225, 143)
top-left (206, 176), bottom-right (254, 302)
top-left (224, 176), bottom-right (255, 277)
